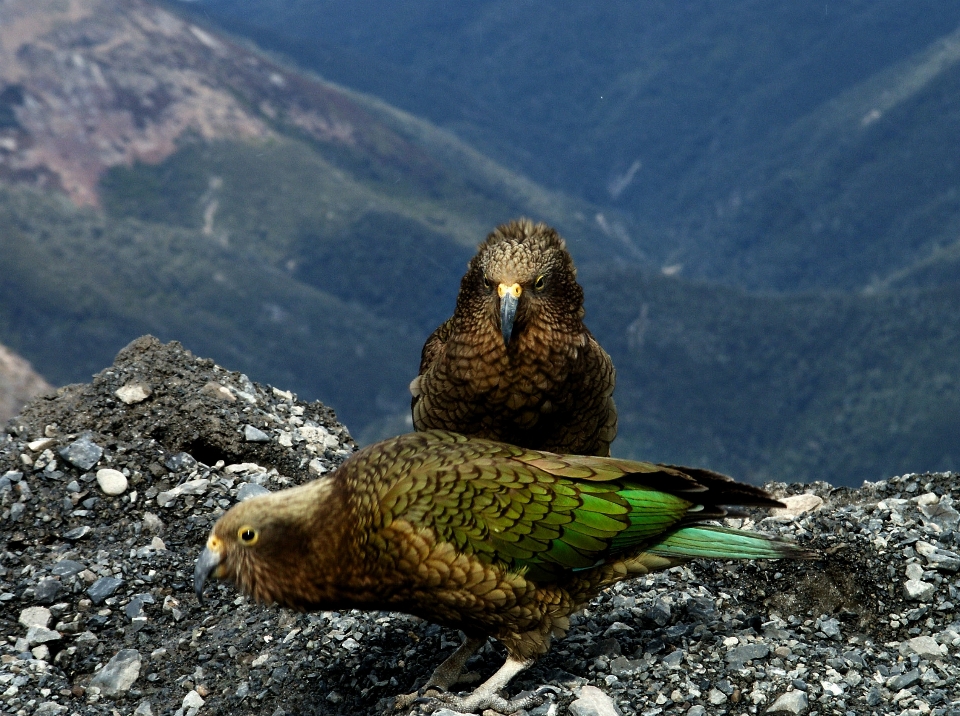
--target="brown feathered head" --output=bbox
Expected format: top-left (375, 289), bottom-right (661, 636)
top-left (194, 478), bottom-right (344, 609)
top-left (457, 219), bottom-right (585, 346)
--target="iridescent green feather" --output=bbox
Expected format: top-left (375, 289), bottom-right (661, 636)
top-left (371, 431), bottom-right (800, 581)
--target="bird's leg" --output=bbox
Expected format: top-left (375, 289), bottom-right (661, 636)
top-left (393, 634), bottom-right (486, 709)
top-left (426, 655), bottom-right (544, 714)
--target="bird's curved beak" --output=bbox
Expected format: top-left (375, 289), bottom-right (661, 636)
top-left (498, 283), bottom-right (522, 345)
top-left (194, 538), bottom-right (222, 605)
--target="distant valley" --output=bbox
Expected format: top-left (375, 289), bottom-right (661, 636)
top-left (0, 0), bottom-right (957, 485)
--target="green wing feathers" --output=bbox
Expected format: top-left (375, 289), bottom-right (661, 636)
top-left (371, 431), bottom-right (809, 581)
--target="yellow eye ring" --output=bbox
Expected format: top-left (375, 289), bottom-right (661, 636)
top-left (238, 526), bottom-right (259, 545)
top-left (534, 275), bottom-right (546, 290)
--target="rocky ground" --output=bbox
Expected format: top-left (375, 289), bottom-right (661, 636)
top-left (1, 336), bottom-right (957, 716)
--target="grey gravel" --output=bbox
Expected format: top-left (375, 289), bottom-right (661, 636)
top-left (1, 336), bottom-right (958, 716)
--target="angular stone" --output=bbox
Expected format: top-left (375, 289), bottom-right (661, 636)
top-left (661, 649), bottom-right (683, 667)
top-left (50, 559), bottom-right (85, 578)
top-left (58, 436), bottom-right (103, 470)
top-left (905, 563), bottom-right (924, 581)
top-left (708, 688), bottom-right (728, 705)
top-left (904, 579), bottom-right (936, 601)
top-left (920, 496), bottom-right (959, 529)
top-left (900, 636), bottom-right (942, 660)
top-left (182, 690), bottom-right (205, 709)
top-left (90, 648), bottom-right (141, 696)
top-left (770, 494), bottom-right (823, 517)
top-left (25, 625), bottom-right (61, 646)
top-left (34, 577), bottom-right (61, 604)
top-left (644, 598), bottom-right (671, 626)
top-left (726, 642), bottom-right (770, 665)
top-left (225, 462), bottom-right (267, 475)
top-left (34, 703), bottom-right (67, 716)
top-left (818, 617), bottom-right (841, 638)
top-left (569, 685), bottom-right (621, 716)
top-left (115, 382), bottom-right (152, 404)
top-left (125, 597), bottom-right (144, 619)
top-left (820, 680), bottom-right (843, 696)
top-left (63, 526), bottom-right (92, 540)
top-left (96, 468), bottom-right (128, 495)
top-left (164, 452), bottom-right (198, 472)
top-left (156, 478), bottom-right (211, 507)
top-left (237, 483), bottom-right (271, 501)
top-left (88, 576), bottom-right (123, 604)
top-left (19, 606), bottom-right (51, 629)
top-left (243, 424), bottom-right (270, 442)
top-left (886, 668), bottom-right (920, 690)
top-left (610, 656), bottom-right (643, 676)
top-left (142, 512), bottom-right (164, 533)
top-left (766, 690), bottom-right (808, 714)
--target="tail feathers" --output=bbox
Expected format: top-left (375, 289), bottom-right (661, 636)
top-left (646, 525), bottom-right (816, 561)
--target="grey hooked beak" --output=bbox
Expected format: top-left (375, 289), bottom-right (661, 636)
top-left (194, 545), bottom-right (221, 605)
top-left (498, 283), bottom-right (521, 345)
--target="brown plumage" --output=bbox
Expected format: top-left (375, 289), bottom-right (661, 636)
top-left (410, 218), bottom-right (617, 456)
top-left (195, 431), bottom-right (814, 713)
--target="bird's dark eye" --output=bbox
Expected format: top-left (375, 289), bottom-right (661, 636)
top-left (534, 275), bottom-right (546, 291)
top-left (483, 276), bottom-right (494, 292)
top-left (238, 526), bottom-right (259, 545)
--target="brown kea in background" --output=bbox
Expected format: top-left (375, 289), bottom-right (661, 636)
top-left (195, 430), bottom-right (814, 714)
top-left (410, 218), bottom-right (617, 456)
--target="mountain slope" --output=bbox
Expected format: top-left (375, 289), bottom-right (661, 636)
top-left (0, 340), bottom-right (52, 424)
top-left (0, 0), bottom-right (627, 434)
top-left (186, 0), bottom-right (960, 290)
top-left (0, 184), bottom-right (426, 427)
top-left (583, 268), bottom-right (960, 484)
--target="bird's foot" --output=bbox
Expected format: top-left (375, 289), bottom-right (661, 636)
top-left (393, 686), bottom-right (441, 711)
top-left (393, 672), bottom-right (482, 710)
top-left (413, 685), bottom-right (557, 714)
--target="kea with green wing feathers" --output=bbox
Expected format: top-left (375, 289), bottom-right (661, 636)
top-left (195, 430), bottom-right (815, 714)
top-left (411, 218), bottom-right (617, 456)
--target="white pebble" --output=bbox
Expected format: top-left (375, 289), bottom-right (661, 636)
top-left (96, 468), bottom-right (128, 495)
top-left (115, 383), bottom-right (152, 404)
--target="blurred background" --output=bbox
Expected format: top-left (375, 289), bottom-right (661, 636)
top-left (1, 0), bottom-right (958, 485)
